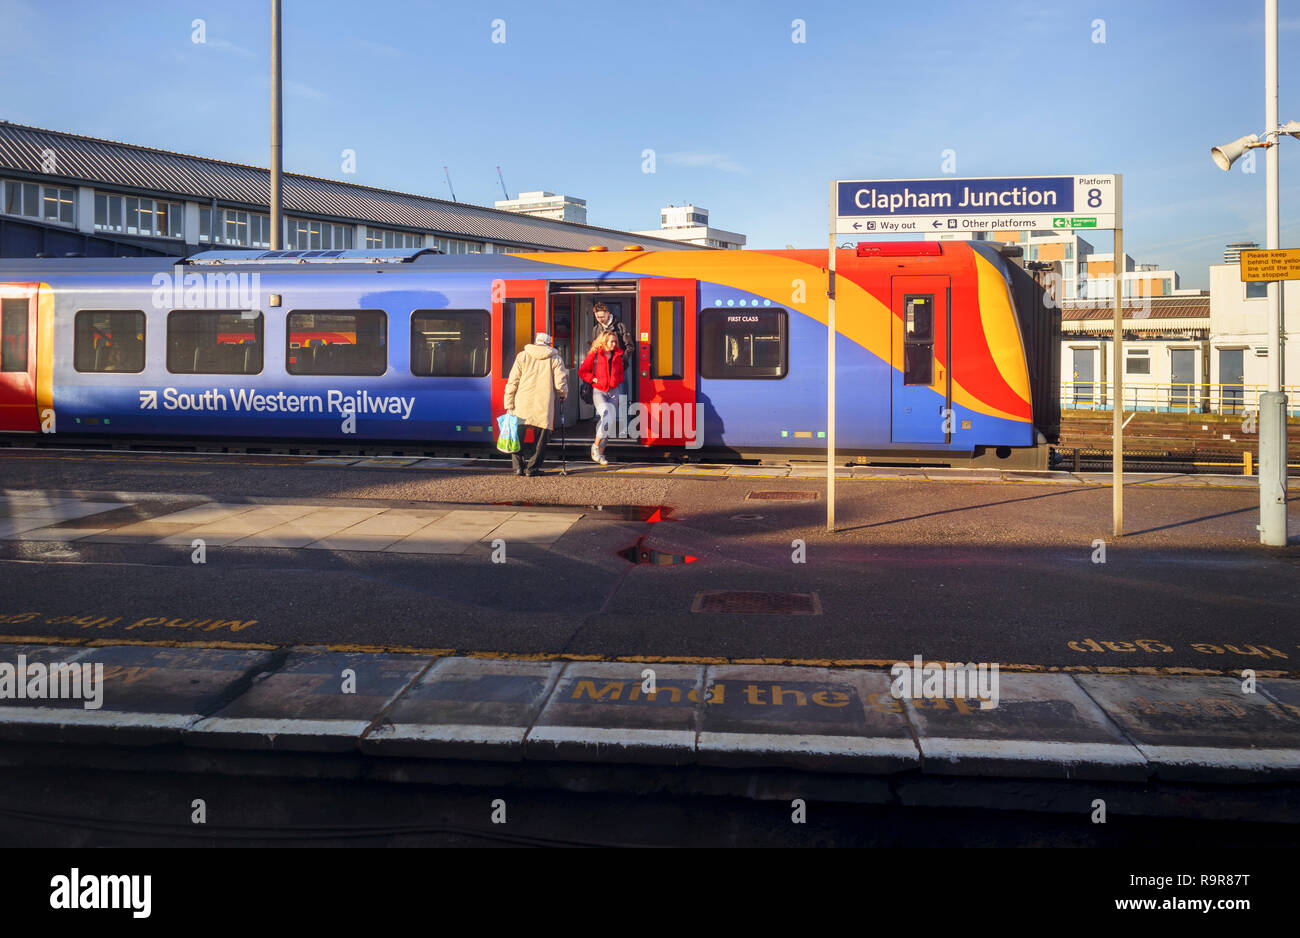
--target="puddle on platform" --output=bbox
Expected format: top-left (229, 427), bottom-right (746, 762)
top-left (491, 502), bottom-right (672, 522)
top-left (618, 536), bottom-right (696, 565)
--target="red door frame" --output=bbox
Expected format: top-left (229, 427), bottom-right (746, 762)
top-left (0, 284), bottom-right (38, 433)
top-left (491, 279), bottom-right (548, 439)
top-left (635, 278), bottom-right (698, 447)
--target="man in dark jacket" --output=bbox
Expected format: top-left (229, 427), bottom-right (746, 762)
top-left (591, 302), bottom-right (633, 358)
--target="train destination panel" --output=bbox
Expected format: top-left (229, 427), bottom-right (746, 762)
top-left (835, 174), bottom-right (1120, 234)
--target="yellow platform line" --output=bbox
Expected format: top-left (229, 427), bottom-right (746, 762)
top-left (0, 634), bottom-right (1292, 678)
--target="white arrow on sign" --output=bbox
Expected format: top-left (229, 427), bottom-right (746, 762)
top-left (139, 390), bottom-right (157, 409)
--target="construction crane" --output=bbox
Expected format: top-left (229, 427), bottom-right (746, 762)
top-left (443, 166), bottom-right (456, 202)
top-left (496, 166), bottom-right (509, 201)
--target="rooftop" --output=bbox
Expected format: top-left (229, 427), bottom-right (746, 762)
top-left (1062, 296), bottom-right (1210, 322)
top-left (0, 121), bottom-right (690, 252)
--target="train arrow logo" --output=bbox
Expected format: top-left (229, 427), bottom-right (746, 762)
top-left (139, 390), bottom-right (157, 409)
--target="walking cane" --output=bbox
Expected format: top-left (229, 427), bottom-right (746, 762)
top-left (558, 401), bottom-right (568, 475)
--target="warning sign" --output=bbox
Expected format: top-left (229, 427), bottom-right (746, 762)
top-left (1240, 248), bottom-right (1300, 282)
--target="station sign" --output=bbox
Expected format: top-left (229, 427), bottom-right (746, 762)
top-left (1239, 248), bottom-right (1300, 282)
top-left (834, 174), bottom-right (1121, 235)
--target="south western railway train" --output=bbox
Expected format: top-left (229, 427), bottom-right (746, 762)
top-left (0, 241), bottom-right (1059, 466)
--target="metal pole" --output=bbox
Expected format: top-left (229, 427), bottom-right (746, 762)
top-left (270, 0), bottom-right (283, 250)
top-left (1112, 226), bottom-right (1124, 536)
top-left (827, 180), bottom-right (837, 532)
top-left (1259, 0), bottom-right (1288, 545)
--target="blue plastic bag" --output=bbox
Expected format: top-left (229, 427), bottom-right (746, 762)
top-left (496, 413), bottom-right (522, 454)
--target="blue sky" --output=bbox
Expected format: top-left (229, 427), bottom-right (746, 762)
top-left (3, 0), bottom-right (1298, 288)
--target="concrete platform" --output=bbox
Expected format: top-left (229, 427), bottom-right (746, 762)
top-left (2, 640), bottom-right (1297, 809)
top-left (362, 658), bottom-right (564, 761)
top-left (1076, 675), bottom-right (1300, 782)
top-left (526, 662), bottom-right (705, 764)
top-left (903, 672), bottom-right (1149, 781)
top-left (0, 494), bottom-right (583, 556)
top-left (696, 665), bottom-right (918, 773)
top-left (188, 649), bottom-right (432, 752)
top-left (0, 644), bottom-right (273, 745)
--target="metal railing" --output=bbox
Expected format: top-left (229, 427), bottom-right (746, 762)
top-left (1052, 446), bottom-right (1300, 475)
top-left (1060, 380), bottom-right (1300, 416)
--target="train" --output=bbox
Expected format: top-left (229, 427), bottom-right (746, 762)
top-left (0, 241), bottom-right (1060, 466)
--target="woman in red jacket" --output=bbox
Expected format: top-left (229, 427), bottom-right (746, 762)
top-left (578, 331), bottom-right (625, 465)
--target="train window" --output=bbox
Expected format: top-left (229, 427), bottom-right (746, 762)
top-left (286, 310), bottom-right (387, 376)
top-left (501, 299), bottom-right (534, 374)
top-left (652, 298), bottom-right (684, 379)
top-left (73, 311), bottom-right (145, 373)
top-left (699, 308), bottom-right (787, 379)
top-left (411, 310), bottom-right (490, 377)
top-left (902, 295), bottom-right (934, 386)
top-left (2, 299), bottom-right (28, 372)
top-left (167, 310), bottom-right (264, 375)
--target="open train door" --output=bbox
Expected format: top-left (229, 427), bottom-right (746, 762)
top-left (890, 275), bottom-right (950, 444)
top-left (491, 279), bottom-right (548, 440)
top-left (0, 284), bottom-right (38, 433)
top-left (635, 278), bottom-right (697, 448)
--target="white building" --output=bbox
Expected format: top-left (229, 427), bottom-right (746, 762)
top-left (635, 204), bottom-right (746, 250)
top-left (1057, 266), bottom-right (1298, 417)
top-left (1059, 297), bottom-right (1210, 412)
top-left (493, 191), bottom-right (588, 225)
top-left (1076, 253), bottom-right (1189, 300)
top-left (1224, 241), bottom-right (1259, 263)
top-left (1208, 262), bottom-right (1298, 413)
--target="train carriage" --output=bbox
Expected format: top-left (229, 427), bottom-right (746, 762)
top-left (0, 241), bottom-right (1059, 465)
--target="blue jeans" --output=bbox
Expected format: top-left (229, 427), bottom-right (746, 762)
top-left (593, 388), bottom-right (618, 440)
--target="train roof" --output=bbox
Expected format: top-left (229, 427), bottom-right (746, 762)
top-left (0, 250), bottom-right (633, 280)
top-left (0, 241), bottom-right (1025, 282)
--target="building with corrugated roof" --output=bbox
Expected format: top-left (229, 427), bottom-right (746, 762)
top-left (0, 121), bottom-right (699, 259)
top-left (1059, 296), bottom-right (1212, 412)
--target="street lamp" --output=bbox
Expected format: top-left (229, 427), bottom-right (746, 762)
top-left (1209, 0), bottom-right (1291, 547)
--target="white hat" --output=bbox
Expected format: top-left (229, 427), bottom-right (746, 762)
top-left (535, 332), bottom-right (552, 346)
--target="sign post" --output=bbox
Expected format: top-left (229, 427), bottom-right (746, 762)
top-left (1240, 248), bottom-right (1293, 547)
top-left (1112, 212), bottom-right (1124, 536)
top-left (830, 174), bottom-right (1123, 533)
top-left (827, 181), bottom-right (837, 531)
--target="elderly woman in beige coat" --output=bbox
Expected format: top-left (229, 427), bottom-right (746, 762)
top-left (504, 332), bottom-right (569, 476)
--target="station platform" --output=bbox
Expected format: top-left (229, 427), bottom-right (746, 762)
top-left (0, 446), bottom-right (1296, 672)
top-left (0, 639), bottom-right (1297, 825)
top-left (1, 447), bottom-right (1297, 837)
top-left (0, 492), bottom-right (581, 554)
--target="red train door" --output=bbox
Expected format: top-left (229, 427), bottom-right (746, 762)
top-left (890, 275), bottom-right (951, 444)
top-left (635, 278), bottom-right (697, 447)
top-left (491, 279), bottom-right (548, 436)
top-left (0, 285), bottom-right (38, 433)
